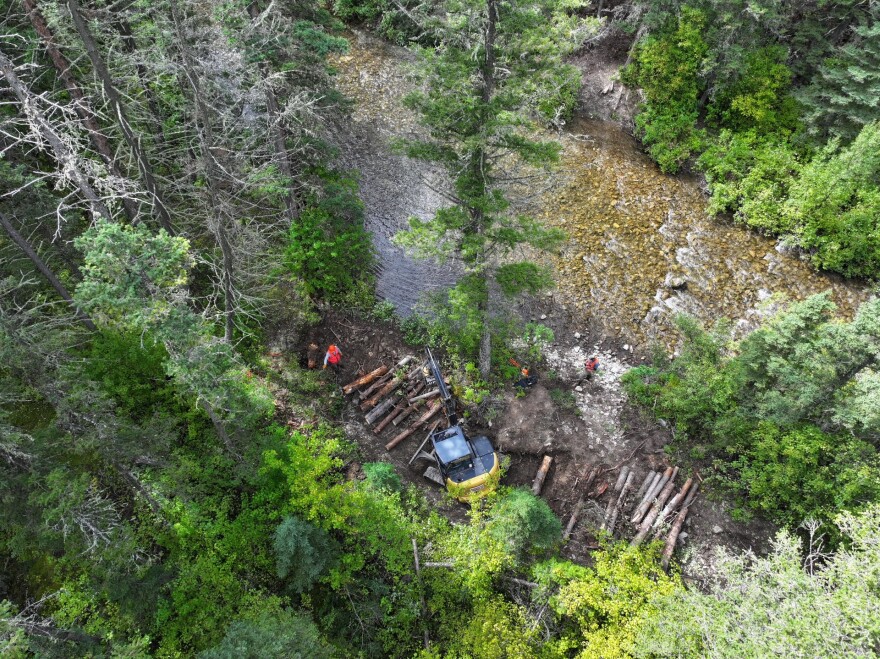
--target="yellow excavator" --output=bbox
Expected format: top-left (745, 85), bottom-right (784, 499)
top-left (413, 348), bottom-right (500, 501)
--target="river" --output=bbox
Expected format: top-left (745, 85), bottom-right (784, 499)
top-left (332, 33), bottom-right (870, 345)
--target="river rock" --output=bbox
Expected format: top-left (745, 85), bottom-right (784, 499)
top-left (663, 272), bottom-right (688, 290)
top-left (712, 525), bottom-right (723, 534)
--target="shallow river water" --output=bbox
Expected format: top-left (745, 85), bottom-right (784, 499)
top-left (334, 34), bottom-right (870, 345)
top-left (543, 118), bottom-right (870, 345)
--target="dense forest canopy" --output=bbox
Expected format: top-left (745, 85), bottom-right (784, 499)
top-left (1, 0), bottom-right (879, 656)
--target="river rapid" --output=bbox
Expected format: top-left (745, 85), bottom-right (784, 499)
top-left (333, 33), bottom-right (870, 347)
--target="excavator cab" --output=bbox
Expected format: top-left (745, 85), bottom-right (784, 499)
top-left (421, 348), bottom-right (500, 501)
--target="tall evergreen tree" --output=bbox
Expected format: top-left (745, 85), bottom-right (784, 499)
top-left (800, 4), bottom-right (880, 142)
top-left (395, 0), bottom-right (594, 374)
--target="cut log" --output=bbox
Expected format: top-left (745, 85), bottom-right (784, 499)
top-left (651, 478), bottom-right (694, 536)
top-left (386, 403), bottom-right (442, 450)
top-left (531, 455), bottom-right (553, 495)
top-left (612, 466), bottom-right (631, 493)
top-left (359, 370), bottom-right (395, 400)
top-left (630, 467), bottom-right (672, 524)
top-left (307, 343), bottom-right (321, 370)
top-left (392, 401), bottom-right (423, 427)
top-left (563, 466), bottom-right (598, 540)
top-left (409, 389), bottom-right (440, 403)
top-left (361, 377), bottom-right (405, 411)
top-left (343, 366), bottom-right (389, 394)
top-left (631, 468), bottom-right (679, 546)
top-left (365, 396), bottom-right (398, 425)
top-left (662, 483), bottom-right (699, 570)
top-left (603, 466), bottom-right (630, 527)
top-left (374, 390), bottom-right (420, 434)
top-left (605, 470), bottom-right (635, 534)
top-left (632, 471), bottom-right (656, 506)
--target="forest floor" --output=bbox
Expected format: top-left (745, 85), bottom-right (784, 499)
top-left (275, 305), bottom-right (776, 575)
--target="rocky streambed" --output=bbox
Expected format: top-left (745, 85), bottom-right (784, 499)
top-left (333, 33), bottom-right (869, 345)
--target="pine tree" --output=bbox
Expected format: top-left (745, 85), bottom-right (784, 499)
top-left (800, 5), bottom-right (880, 142)
top-left (394, 0), bottom-right (594, 374)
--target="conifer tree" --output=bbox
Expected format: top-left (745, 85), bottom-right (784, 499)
top-left (394, 0), bottom-right (594, 374)
top-left (799, 5), bottom-right (880, 142)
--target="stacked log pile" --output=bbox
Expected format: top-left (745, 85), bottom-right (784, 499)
top-left (342, 356), bottom-right (447, 452)
top-left (559, 461), bottom-right (699, 570)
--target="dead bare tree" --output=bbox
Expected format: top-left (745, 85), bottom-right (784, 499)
top-left (0, 210), bottom-right (97, 330)
top-left (22, 0), bottom-right (140, 224)
top-left (65, 0), bottom-right (176, 234)
top-left (0, 48), bottom-right (115, 230)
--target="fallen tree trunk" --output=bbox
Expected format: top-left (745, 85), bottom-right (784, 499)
top-left (632, 467), bottom-right (679, 546)
top-left (365, 396), bottom-right (398, 425)
top-left (374, 384), bottom-right (424, 434)
top-left (361, 377), bottom-right (405, 411)
top-left (651, 478), bottom-right (693, 536)
top-left (531, 455), bottom-right (553, 495)
top-left (630, 467), bottom-right (672, 524)
top-left (602, 466), bottom-right (630, 528)
top-left (606, 470), bottom-right (635, 535)
top-left (632, 471), bottom-right (656, 506)
top-left (563, 466), bottom-right (598, 540)
top-left (386, 403), bottom-right (442, 450)
top-left (343, 366), bottom-right (389, 394)
top-left (662, 483), bottom-right (699, 570)
top-left (409, 389), bottom-right (439, 403)
top-left (360, 370), bottom-right (395, 400)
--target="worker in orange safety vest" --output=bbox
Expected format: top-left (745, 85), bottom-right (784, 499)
top-left (323, 344), bottom-right (342, 371)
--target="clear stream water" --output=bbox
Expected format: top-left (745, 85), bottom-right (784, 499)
top-left (333, 35), bottom-right (870, 345)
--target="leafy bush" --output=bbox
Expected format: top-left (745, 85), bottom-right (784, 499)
top-left (285, 207), bottom-right (373, 298)
top-left (698, 129), bottom-right (802, 232)
top-left (487, 488), bottom-right (561, 559)
top-left (708, 46), bottom-right (799, 134)
top-left (733, 423), bottom-right (880, 533)
top-left (84, 331), bottom-right (177, 418)
top-left (624, 7), bottom-right (709, 172)
top-left (785, 121), bottom-right (880, 277)
top-left (362, 461), bottom-right (403, 493)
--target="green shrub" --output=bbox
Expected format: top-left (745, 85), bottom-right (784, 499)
top-left (487, 488), bottom-right (561, 560)
top-left (624, 7), bottom-right (709, 173)
top-left (698, 130), bottom-right (801, 232)
top-left (362, 462), bottom-right (403, 493)
top-left (84, 331), bottom-right (177, 418)
top-left (733, 423), bottom-right (880, 535)
top-left (200, 608), bottom-right (332, 659)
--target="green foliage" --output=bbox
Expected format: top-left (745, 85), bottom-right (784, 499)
top-left (799, 5), bottom-right (880, 142)
top-left (698, 129), bottom-right (801, 231)
top-left (285, 206), bottom-right (372, 298)
top-left (83, 331), bottom-right (177, 418)
top-left (200, 608), bottom-right (332, 659)
top-left (362, 461), bottom-right (403, 493)
top-left (625, 7), bottom-right (709, 172)
top-left (784, 121), bottom-right (880, 277)
top-left (624, 295), bottom-right (880, 538)
top-left (635, 505), bottom-right (880, 657)
top-left (274, 516), bottom-right (338, 593)
top-left (549, 388), bottom-right (580, 416)
top-left (495, 262), bottom-right (554, 297)
top-left (486, 488), bottom-right (561, 560)
top-left (284, 171), bottom-right (374, 299)
top-left (734, 423), bottom-right (880, 533)
top-left (708, 46), bottom-right (799, 134)
top-left (544, 543), bottom-right (681, 658)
